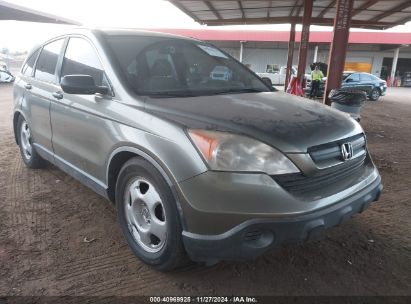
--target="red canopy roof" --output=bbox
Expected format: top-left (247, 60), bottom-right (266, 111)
top-left (149, 28), bottom-right (411, 45)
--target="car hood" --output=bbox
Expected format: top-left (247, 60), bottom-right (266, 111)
top-left (144, 91), bottom-right (363, 153)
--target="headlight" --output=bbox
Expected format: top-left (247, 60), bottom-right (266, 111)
top-left (188, 129), bottom-right (299, 175)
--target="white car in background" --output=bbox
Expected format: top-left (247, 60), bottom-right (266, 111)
top-left (256, 66), bottom-right (297, 86)
top-left (0, 69), bottom-right (15, 83)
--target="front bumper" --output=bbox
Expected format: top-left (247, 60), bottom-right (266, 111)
top-left (381, 86), bottom-right (387, 96)
top-left (182, 175), bottom-right (382, 262)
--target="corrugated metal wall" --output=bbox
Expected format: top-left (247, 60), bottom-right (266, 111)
top-left (220, 47), bottom-right (313, 74)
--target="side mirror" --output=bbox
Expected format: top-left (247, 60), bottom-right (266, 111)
top-left (61, 75), bottom-right (109, 95)
top-left (345, 78), bottom-right (354, 83)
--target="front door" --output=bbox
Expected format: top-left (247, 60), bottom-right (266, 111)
top-left (50, 37), bottom-right (113, 184)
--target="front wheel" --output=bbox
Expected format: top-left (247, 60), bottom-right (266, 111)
top-left (17, 116), bottom-right (46, 168)
top-left (370, 88), bottom-right (381, 101)
top-left (115, 157), bottom-right (188, 271)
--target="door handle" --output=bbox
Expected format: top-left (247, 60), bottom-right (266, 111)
top-left (24, 84), bottom-right (32, 90)
top-left (52, 91), bottom-right (63, 100)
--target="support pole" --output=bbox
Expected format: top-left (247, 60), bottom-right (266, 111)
top-left (390, 47), bottom-right (400, 81)
top-left (323, 0), bottom-right (354, 106)
top-left (239, 41), bottom-right (244, 63)
top-left (297, 0), bottom-right (313, 86)
top-left (284, 23), bottom-right (296, 91)
top-left (313, 45), bottom-right (319, 63)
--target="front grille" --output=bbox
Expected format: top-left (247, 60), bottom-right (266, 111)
top-left (273, 155), bottom-right (366, 195)
top-left (308, 133), bottom-right (366, 168)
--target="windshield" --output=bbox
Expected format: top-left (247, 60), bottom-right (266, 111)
top-left (105, 35), bottom-right (273, 97)
top-left (342, 73), bottom-right (352, 80)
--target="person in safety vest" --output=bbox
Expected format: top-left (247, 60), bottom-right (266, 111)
top-left (310, 65), bottom-right (324, 99)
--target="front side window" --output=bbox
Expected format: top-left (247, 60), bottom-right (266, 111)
top-left (61, 37), bottom-right (107, 87)
top-left (347, 73), bottom-right (360, 82)
top-left (34, 39), bottom-right (64, 83)
top-left (106, 35), bottom-right (271, 97)
top-left (22, 49), bottom-right (40, 76)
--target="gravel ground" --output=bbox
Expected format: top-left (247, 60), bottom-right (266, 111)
top-left (0, 83), bottom-right (410, 297)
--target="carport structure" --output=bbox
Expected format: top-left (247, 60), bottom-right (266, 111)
top-left (0, 0), bottom-right (80, 25)
top-left (168, 0), bottom-right (411, 105)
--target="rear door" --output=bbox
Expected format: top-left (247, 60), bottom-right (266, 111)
top-left (22, 38), bottom-right (65, 154)
top-left (14, 48), bottom-right (40, 113)
top-left (50, 36), bottom-right (113, 184)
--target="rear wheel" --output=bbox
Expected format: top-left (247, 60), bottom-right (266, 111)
top-left (115, 157), bottom-right (188, 271)
top-left (17, 116), bottom-right (46, 169)
top-left (370, 88), bottom-right (381, 101)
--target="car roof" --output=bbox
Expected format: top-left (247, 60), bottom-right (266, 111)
top-left (343, 71), bottom-right (376, 77)
top-left (72, 27), bottom-right (199, 42)
top-left (25, 27), bottom-right (203, 61)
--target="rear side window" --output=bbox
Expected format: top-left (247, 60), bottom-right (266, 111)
top-left (60, 37), bottom-right (106, 87)
top-left (34, 39), bottom-right (64, 83)
top-left (360, 74), bottom-right (373, 81)
top-left (22, 49), bottom-right (40, 76)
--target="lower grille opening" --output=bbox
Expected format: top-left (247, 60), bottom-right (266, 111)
top-left (244, 230), bottom-right (262, 241)
top-left (243, 230), bottom-right (275, 249)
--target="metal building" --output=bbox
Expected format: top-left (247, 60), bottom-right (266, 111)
top-left (150, 28), bottom-right (411, 81)
top-left (167, 0), bottom-right (411, 103)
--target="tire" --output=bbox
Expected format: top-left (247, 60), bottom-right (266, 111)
top-left (17, 115), bottom-right (46, 169)
top-left (115, 157), bottom-right (188, 271)
top-left (369, 88), bottom-right (381, 101)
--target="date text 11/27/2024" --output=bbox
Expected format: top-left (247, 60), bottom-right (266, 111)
top-left (149, 296), bottom-right (258, 303)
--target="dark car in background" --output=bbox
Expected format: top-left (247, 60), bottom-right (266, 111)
top-left (341, 72), bottom-right (387, 101)
top-left (306, 72), bottom-right (387, 101)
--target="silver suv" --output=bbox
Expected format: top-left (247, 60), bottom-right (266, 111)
top-left (13, 29), bottom-right (382, 271)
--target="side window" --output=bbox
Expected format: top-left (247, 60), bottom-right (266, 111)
top-left (266, 64), bottom-right (279, 73)
top-left (348, 73), bottom-right (360, 82)
top-left (360, 74), bottom-right (372, 81)
top-left (61, 37), bottom-right (107, 87)
top-left (34, 39), bottom-right (64, 83)
top-left (22, 49), bottom-right (40, 76)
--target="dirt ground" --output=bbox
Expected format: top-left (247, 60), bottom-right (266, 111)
top-left (0, 83), bottom-right (410, 297)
